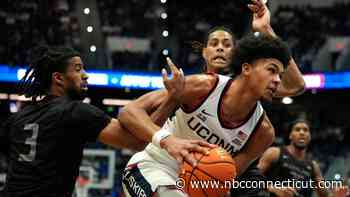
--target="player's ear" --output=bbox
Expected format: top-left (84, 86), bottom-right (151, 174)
top-left (52, 72), bottom-right (64, 86)
top-left (241, 63), bottom-right (252, 76)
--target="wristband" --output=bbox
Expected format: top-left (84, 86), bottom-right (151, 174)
top-left (152, 128), bottom-right (172, 149)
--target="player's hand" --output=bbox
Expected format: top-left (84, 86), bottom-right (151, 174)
top-left (162, 57), bottom-right (185, 102)
top-left (160, 135), bottom-right (217, 166)
top-left (248, 0), bottom-right (272, 34)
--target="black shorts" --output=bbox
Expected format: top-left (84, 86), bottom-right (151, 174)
top-left (230, 165), bottom-right (270, 197)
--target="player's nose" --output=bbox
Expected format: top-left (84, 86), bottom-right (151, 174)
top-left (81, 72), bottom-right (89, 80)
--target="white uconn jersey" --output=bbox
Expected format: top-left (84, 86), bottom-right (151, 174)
top-left (144, 74), bottom-right (264, 170)
top-left (172, 74), bottom-right (264, 156)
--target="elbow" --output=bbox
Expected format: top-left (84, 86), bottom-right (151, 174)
top-left (133, 142), bottom-right (147, 151)
top-left (297, 78), bottom-right (306, 94)
top-left (293, 80), bottom-right (306, 96)
top-left (284, 78), bottom-right (306, 97)
top-left (118, 105), bottom-right (136, 125)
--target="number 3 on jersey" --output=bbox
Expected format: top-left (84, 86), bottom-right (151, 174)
top-left (18, 123), bottom-right (39, 162)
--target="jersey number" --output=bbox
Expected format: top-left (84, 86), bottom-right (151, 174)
top-left (18, 123), bottom-right (39, 162)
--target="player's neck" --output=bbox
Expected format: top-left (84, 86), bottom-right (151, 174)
top-left (221, 78), bottom-right (259, 123)
top-left (206, 66), bottom-right (230, 75)
top-left (48, 86), bottom-right (65, 97)
top-left (287, 145), bottom-right (307, 160)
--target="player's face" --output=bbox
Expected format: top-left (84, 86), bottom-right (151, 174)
top-left (289, 122), bottom-right (311, 149)
top-left (62, 56), bottom-right (89, 99)
top-left (249, 58), bottom-right (284, 101)
top-left (203, 30), bottom-right (234, 72)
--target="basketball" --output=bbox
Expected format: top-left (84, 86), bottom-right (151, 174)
top-left (179, 147), bottom-right (237, 197)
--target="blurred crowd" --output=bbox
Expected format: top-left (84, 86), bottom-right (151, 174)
top-left (2, 0), bottom-right (349, 73)
top-left (272, 2), bottom-right (350, 73)
top-left (3, 0), bottom-right (81, 66)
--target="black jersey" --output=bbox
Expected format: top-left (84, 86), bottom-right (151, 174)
top-left (266, 147), bottom-right (315, 197)
top-left (1, 96), bottom-right (111, 197)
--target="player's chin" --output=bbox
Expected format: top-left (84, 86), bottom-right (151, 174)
top-left (81, 87), bottom-right (88, 92)
top-left (261, 94), bottom-right (273, 102)
top-left (79, 88), bottom-right (88, 98)
top-left (295, 142), bottom-right (307, 149)
top-left (211, 62), bottom-right (228, 69)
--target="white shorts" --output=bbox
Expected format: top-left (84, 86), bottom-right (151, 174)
top-left (122, 145), bottom-right (187, 197)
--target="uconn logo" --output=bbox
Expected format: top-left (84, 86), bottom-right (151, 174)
top-left (187, 116), bottom-right (239, 156)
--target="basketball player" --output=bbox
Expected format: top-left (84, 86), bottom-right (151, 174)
top-left (163, 1), bottom-right (303, 195)
top-left (258, 120), bottom-right (328, 197)
top-left (119, 33), bottom-right (294, 197)
top-left (0, 46), bottom-right (210, 197)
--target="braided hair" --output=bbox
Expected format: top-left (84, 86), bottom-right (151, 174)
top-left (17, 45), bottom-right (80, 101)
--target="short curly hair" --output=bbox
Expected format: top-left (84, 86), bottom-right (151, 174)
top-left (231, 33), bottom-right (291, 75)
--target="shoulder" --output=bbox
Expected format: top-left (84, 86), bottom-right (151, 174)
top-left (69, 101), bottom-right (108, 119)
top-left (258, 146), bottom-right (281, 172)
top-left (262, 146), bottom-right (281, 160)
top-left (182, 74), bottom-right (218, 107)
top-left (186, 73), bottom-right (217, 85)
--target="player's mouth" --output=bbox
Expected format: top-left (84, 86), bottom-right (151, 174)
top-left (213, 56), bottom-right (227, 64)
top-left (297, 137), bottom-right (307, 143)
top-left (267, 87), bottom-right (277, 96)
top-left (81, 83), bottom-right (88, 91)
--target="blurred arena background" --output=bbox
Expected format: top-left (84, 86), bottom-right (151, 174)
top-left (0, 0), bottom-right (349, 196)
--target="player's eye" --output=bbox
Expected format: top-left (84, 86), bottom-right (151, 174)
top-left (209, 40), bottom-right (218, 46)
top-left (268, 67), bottom-right (276, 74)
top-left (224, 43), bottom-right (231, 48)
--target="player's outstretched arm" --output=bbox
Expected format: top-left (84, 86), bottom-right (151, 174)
top-left (118, 57), bottom-right (185, 142)
top-left (97, 89), bottom-right (179, 151)
top-left (257, 146), bottom-right (280, 174)
top-left (98, 118), bottom-right (147, 151)
top-left (257, 147), bottom-right (298, 197)
top-left (98, 88), bottom-right (184, 151)
top-left (118, 60), bottom-right (217, 166)
top-left (97, 57), bottom-right (185, 151)
top-left (249, 0), bottom-right (305, 97)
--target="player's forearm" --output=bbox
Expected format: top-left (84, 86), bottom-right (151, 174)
top-left (275, 58), bottom-right (306, 97)
top-left (150, 94), bottom-right (179, 126)
top-left (119, 104), bottom-right (161, 143)
top-left (98, 118), bottom-right (147, 151)
top-left (259, 25), bottom-right (278, 38)
top-left (258, 26), bottom-right (306, 97)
